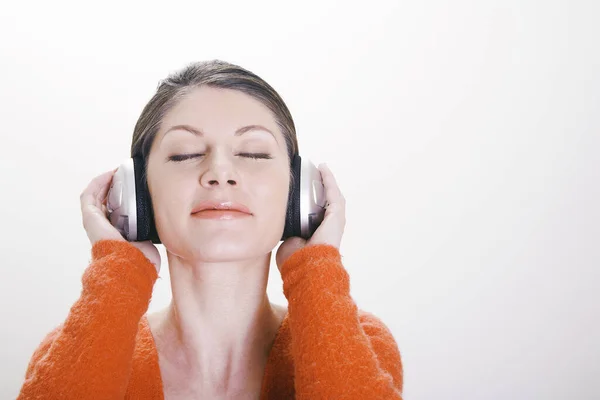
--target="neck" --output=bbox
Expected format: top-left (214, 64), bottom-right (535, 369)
top-left (157, 250), bottom-right (284, 389)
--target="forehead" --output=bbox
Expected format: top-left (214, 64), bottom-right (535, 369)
top-left (160, 86), bottom-right (281, 137)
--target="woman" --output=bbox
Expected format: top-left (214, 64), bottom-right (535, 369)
top-left (18, 60), bottom-right (403, 399)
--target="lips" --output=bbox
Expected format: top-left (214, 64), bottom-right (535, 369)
top-left (191, 201), bottom-right (252, 215)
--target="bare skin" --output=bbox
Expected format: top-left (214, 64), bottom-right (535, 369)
top-left (146, 303), bottom-right (287, 399)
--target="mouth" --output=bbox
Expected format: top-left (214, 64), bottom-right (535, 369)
top-left (191, 201), bottom-right (252, 218)
top-left (192, 209), bottom-right (251, 220)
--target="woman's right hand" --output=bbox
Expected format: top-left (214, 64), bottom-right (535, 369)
top-left (80, 169), bottom-right (161, 272)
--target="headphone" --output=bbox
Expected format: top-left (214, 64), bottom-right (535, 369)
top-left (106, 153), bottom-right (327, 244)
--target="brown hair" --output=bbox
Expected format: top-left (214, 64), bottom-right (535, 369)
top-left (130, 60), bottom-right (299, 183)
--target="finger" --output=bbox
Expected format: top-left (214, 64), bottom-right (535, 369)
top-left (80, 169), bottom-right (116, 209)
top-left (94, 170), bottom-right (117, 205)
top-left (319, 163), bottom-right (345, 206)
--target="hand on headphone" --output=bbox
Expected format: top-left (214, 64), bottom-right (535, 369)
top-left (80, 169), bottom-right (161, 273)
top-left (276, 163), bottom-right (346, 272)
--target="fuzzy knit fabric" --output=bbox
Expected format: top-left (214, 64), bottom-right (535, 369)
top-left (18, 240), bottom-right (403, 399)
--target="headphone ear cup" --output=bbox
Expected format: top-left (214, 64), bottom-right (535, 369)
top-left (132, 155), bottom-right (161, 244)
top-left (281, 154), bottom-right (302, 241)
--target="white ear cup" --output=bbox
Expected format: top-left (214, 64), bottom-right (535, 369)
top-left (107, 158), bottom-right (138, 241)
top-left (299, 158), bottom-right (327, 238)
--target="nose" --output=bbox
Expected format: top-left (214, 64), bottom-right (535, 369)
top-left (205, 176), bottom-right (237, 187)
top-left (199, 151), bottom-right (239, 188)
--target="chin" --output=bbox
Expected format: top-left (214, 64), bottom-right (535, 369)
top-left (177, 230), bottom-right (279, 263)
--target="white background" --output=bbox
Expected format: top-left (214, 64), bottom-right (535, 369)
top-left (1, 0), bottom-right (598, 398)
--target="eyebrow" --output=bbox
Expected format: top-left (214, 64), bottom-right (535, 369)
top-left (163, 124), bottom-right (276, 139)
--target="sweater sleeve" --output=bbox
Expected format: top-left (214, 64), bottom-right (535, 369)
top-left (281, 244), bottom-right (403, 400)
top-left (18, 239), bottom-right (158, 400)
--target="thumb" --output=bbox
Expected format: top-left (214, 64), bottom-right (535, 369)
top-left (276, 237), bottom-right (306, 272)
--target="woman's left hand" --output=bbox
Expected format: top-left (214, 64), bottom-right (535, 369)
top-left (276, 163), bottom-right (346, 272)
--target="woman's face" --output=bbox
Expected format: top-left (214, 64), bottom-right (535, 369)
top-left (146, 86), bottom-right (291, 262)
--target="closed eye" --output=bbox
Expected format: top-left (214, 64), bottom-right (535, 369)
top-left (168, 153), bottom-right (204, 162)
top-left (239, 153), bottom-right (272, 160)
top-left (168, 153), bottom-right (272, 162)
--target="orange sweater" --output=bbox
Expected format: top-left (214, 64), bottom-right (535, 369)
top-left (18, 240), bottom-right (403, 399)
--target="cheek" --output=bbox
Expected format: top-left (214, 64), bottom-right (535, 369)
top-left (149, 173), bottom-right (193, 221)
top-left (252, 170), bottom-right (290, 218)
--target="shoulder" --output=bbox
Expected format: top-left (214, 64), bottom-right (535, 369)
top-left (356, 309), bottom-right (401, 353)
top-left (277, 308), bottom-right (399, 353)
top-left (34, 323), bottom-right (63, 353)
top-left (278, 308), bottom-right (401, 362)
top-left (357, 310), bottom-right (396, 339)
top-left (357, 310), bottom-right (403, 390)
top-left (23, 324), bottom-right (64, 379)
